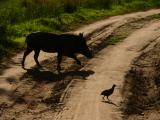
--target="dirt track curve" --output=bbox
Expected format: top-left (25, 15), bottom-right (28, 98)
top-left (1, 9), bottom-right (160, 120)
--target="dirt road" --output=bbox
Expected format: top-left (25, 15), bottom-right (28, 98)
top-left (54, 18), bottom-right (160, 120)
top-left (1, 9), bottom-right (160, 120)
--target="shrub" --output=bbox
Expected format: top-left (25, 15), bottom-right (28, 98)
top-left (22, 0), bottom-right (63, 18)
top-left (63, 0), bottom-right (81, 13)
top-left (125, 0), bottom-right (152, 11)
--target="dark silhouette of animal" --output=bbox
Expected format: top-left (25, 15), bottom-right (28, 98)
top-left (101, 84), bottom-right (116, 101)
top-left (22, 32), bottom-right (93, 72)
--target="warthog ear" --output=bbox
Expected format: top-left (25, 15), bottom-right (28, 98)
top-left (79, 32), bottom-right (84, 38)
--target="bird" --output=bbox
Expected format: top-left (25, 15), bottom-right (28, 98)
top-left (101, 84), bottom-right (116, 101)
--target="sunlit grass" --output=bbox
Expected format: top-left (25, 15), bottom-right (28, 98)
top-left (8, 8), bottom-right (111, 39)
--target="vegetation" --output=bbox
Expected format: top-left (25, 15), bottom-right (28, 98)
top-left (0, 0), bottom-right (160, 59)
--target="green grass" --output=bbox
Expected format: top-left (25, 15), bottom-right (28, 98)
top-left (106, 34), bottom-right (126, 45)
top-left (8, 8), bottom-right (112, 39)
top-left (105, 29), bottom-right (131, 45)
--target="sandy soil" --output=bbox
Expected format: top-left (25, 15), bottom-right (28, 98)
top-left (122, 37), bottom-right (160, 120)
top-left (1, 9), bottom-right (160, 120)
top-left (54, 20), bottom-right (160, 120)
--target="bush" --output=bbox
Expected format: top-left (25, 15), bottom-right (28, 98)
top-left (0, 24), bottom-right (18, 58)
top-left (63, 0), bottom-right (81, 13)
top-left (125, 0), bottom-right (152, 11)
top-left (22, 0), bottom-right (63, 18)
top-left (150, 0), bottom-right (160, 8)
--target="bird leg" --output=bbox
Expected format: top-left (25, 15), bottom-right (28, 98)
top-left (107, 96), bottom-right (110, 101)
top-left (102, 96), bottom-right (105, 100)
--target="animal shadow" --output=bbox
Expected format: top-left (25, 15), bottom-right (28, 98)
top-left (21, 68), bottom-right (95, 82)
top-left (102, 100), bottom-right (119, 107)
top-left (62, 70), bottom-right (95, 80)
top-left (20, 68), bottom-right (60, 82)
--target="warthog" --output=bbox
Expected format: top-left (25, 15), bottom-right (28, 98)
top-left (22, 32), bottom-right (93, 72)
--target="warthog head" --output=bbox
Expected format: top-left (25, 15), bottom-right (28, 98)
top-left (78, 33), bottom-right (93, 59)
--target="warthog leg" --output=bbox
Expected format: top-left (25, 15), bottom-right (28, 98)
top-left (34, 50), bottom-right (41, 67)
top-left (68, 54), bottom-right (81, 65)
top-left (57, 53), bottom-right (62, 73)
top-left (22, 48), bottom-right (33, 69)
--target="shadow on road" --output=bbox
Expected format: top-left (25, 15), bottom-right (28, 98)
top-left (21, 68), bottom-right (60, 82)
top-left (62, 70), bottom-right (95, 80)
top-left (20, 68), bottom-right (95, 82)
top-left (102, 100), bottom-right (119, 107)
